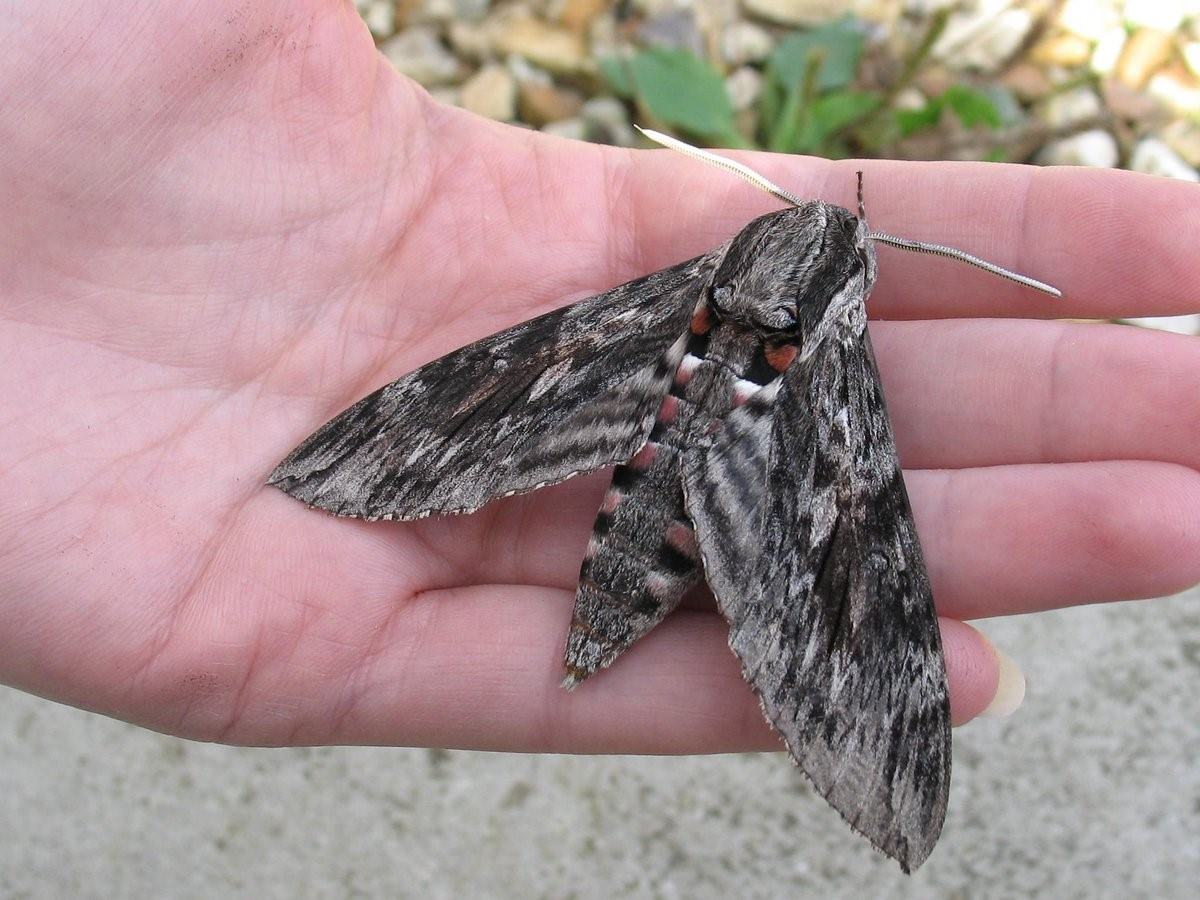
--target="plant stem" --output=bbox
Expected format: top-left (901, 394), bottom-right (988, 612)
top-left (768, 49), bottom-right (824, 153)
top-left (829, 7), bottom-right (952, 147)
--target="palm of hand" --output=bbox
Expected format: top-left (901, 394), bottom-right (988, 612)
top-left (2, 2), bottom-right (1197, 751)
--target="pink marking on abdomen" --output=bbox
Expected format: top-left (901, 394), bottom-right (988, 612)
top-left (732, 378), bottom-right (759, 407)
top-left (645, 571), bottom-right (678, 599)
top-left (665, 521), bottom-right (698, 559)
top-left (600, 488), bottom-right (622, 515)
top-left (627, 441), bottom-right (660, 471)
top-left (674, 353), bottom-right (701, 388)
top-left (656, 394), bottom-right (680, 425)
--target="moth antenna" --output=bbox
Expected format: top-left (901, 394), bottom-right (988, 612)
top-left (635, 126), bottom-right (806, 209)
top-left (636, 126), bottom-right (1061, 298)
top-left (867, 232), bottom-right (1062, 298)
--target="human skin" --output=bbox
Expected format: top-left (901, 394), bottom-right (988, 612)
top-left (1, 2), bottom-right (1198, 752)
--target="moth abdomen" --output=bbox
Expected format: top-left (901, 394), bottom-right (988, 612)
top-left (561, 314), bottom-right (793, 684)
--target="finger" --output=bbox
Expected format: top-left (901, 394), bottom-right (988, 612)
top-left (387, 457), bottom-right (1200, 618)
top-left (623, 148), bottom-right (1199, 321)
top-left (394, 473), bottom-right (608, 590)
top-left (231, 585), bottom-right (1003, 751)
top-left (871, 318), bottom-right (1200, 470)
top-left (908, 460), bottom-right (1200, 620)
top-left (839, 159), bottom-right (1199, 321)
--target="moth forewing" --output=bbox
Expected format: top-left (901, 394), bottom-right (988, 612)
top-left (679, 225), bottom-right (948, 873)
top-left (267, 256), bottom-right (707, 520)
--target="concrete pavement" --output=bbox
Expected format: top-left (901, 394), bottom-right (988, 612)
top-left (2, 587), bottom-right (1196, 899)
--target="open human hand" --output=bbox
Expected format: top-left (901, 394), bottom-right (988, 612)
top-left (1, 2), bottom-right (1197, 751)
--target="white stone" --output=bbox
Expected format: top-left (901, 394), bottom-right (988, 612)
top-left (725, 67), bottom-right (763, 112)
top-left (494, 13), bottom-right (589, 74)
top-left (455, 0), bottom-right (492, 19)
top-left (721, 21), bottom-right (774, 66)
top-left (638, 9), bottom-right (704, 54)
top-left (1183, 42), bottom-right (1200, 80)
top-left (413, 0), bottom-right (455, 22)
top-left (1090, 26), bottom-right (1126, 76)
top-left (581, 96), bottom-right (629, 127)
top-left (427, 86), bottom-right (461, 108)
top-left (1161, 119), bottom-right (1200, 166)
top-left (448, 20), bottom-right (493, 60)
top-left (506, 55), bottom-right (553, 87)
top-left (933, 3), bottom-right (1034, 73)
top-left (579, 97), bottom-right (635, 146)
top-left (1037, 86), bottom-right (1102, 128)
top-left (1129, 138), bottom-right (1200, 181)
top-left (630, 0), bottom-right (687, 17)
top-left (1058, 0), bottom-right (1121, 41)
top-left (1119, 315), bottom-right (1200, 335)
top-left (381, 27), bottom-right (462, 87)
top-left (587, 11), bottom-right (620, 59)
top-left (459, 65), bottom-right (517, 121)
top-left (1123, 0), bottom-right (1187, 31)
top-left (361, 1), bottom-right (395, 38)
top-left (411, 0), bottom-right (489, 22)
top-left (1037, 129), bottom-right (1118, 168)
top-left (542, 117), bottom-right (588, 141)
top-left (740, 0), bottom-right (850, 27)
top-left (1147, 71), bottom-right (1200, 116)
top-left (736, 0), bottom-right (898, 28)
top-left (893, 86), bottom-right (927, 111)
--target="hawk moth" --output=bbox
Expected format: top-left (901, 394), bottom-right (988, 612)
top-left (268, 133), bottom-right (1058, 872)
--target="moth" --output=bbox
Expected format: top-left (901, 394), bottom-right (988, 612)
top-left (268, 130), bottom-right (1059, 872)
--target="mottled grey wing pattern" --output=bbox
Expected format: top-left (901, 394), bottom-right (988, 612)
top-left (270, 257), bottom-right (709, 520)
top-left (683, 330), bottom-right (951, 873)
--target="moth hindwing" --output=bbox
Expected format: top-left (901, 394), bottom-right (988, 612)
top-left (269, 201), bottom-right (950, 872)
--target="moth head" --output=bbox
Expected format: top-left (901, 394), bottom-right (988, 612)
top-left (708, 203), bottom-right (876, 338)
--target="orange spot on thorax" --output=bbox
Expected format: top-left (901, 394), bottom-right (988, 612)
top-left (765, 343), bottom-right (799, 373)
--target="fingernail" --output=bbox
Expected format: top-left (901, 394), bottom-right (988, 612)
top-left (981, 646), bottom-right (1026, 718)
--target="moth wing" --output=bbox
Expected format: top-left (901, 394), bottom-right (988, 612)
top-left (270, 257), bottom-right (707, 520)
top-left (683, 330), bottom-right (951, 873)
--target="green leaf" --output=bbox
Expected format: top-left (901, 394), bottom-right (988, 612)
top-left (598, 55), bottom-right (634, 99)
top-left (980, 84), bottom-right (1023, 127)
top-left (796, 89), bottom-right (880, 152)
top-left (771, 17), bottom-right (864, 92)
top-left (895, 98), bottom-right (943, 137)
top-left (894, 85), bottom-right (1002, 140)
top-left (628, 47), bottom-right (734, 140)
top-left (943, 85), bottom-right (1002, 129)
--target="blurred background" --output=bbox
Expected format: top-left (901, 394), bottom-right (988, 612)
top-left (367, 0), bottom-right (1200, 335)
top-left (371, 0), bottom-right (1200, 170)
top-left (2, 2), bottom-right (1198, 898)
